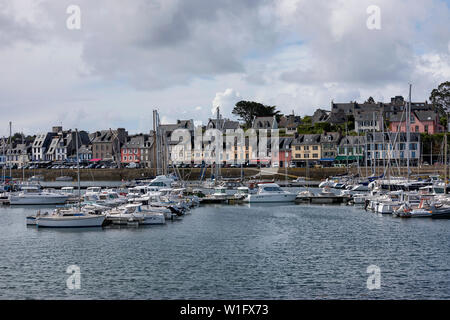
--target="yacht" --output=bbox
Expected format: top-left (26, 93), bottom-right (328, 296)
top-left (9, 186), bottom-right (69, 205)
top-left (147, 175), bottom-right (175, 188)
top-left (209, 186), bottom-right (229, 200)
top-left (243, 183), bottom-right (296, 203)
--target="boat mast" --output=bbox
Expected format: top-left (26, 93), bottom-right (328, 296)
top-left (22, 132), bottom-right (25, 181)
top-left (216, 106), bottom-right (220, 180)
top-left (372, 112), bottom-right (376, 176)
top-left (75, 129), bottom-right (81, 209)
top-left (8, 121), bottom-right (12, 180)
top-left (445, 131), bottom-right (448, 194)
top-left (407, 84), bottom-right (411, 183)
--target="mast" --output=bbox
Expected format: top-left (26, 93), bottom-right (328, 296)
top-left (445, 132), bottom-right (448, 194)
top-left (406, 84), bottom-right (411, 182)
top-left (22, 132), bottom-right (25, 181)
top-left (75, 129), bottom-right (81, 209)
top-left (372, 112), bottom-right (376, 176)
top-left (345, 118), bottom-right (348, 174)
top-left (8, 121), bottom-right (12, 179)
top-left (216, 106), bottom-right (220, 180)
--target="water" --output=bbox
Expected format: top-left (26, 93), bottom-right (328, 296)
top-left (0, 201), bottom-right (449, 299)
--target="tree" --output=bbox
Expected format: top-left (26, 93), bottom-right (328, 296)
top-left (232, 101), bottom-right (281, 128)
top-left (430, 81), bottom-right (450, 115)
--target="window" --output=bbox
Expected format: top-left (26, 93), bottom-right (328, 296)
top-left (415, 126), bottom-right (419, 132)
top-left (424, 125), bottom-right (429, 133)
top-left (313, 146), bottom-right (318, 150)
top-left (304, 146), bottom-right (309, 151)
top-left (304, 154), bottom-right (309, 158)
top-left (313, 153), bottom-right (318, 158)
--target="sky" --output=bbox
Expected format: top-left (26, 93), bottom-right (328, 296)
top-left (0, 0), bottom-right (449, 136)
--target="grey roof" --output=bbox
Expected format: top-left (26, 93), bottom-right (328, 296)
top-left (207, 118), bottom-right (240, 130)
top-left (123, 134), bottom-right (154, 149)
top-left (278, 115), bottom-right (302, 128)
top-left (320, 132), bottom-right (341, 143)
top-left (311, 109), bottom-right (330, 123)
top-left (390, 110), bottom-right (438, 123)
top-left (91, 130), bottom-right (116, 143)
top-left (414, 111), bottom-right (438, 122)
top-left (252, 116), bottom-right (277, 129)
top-left (292, 134), bottom-right (321, 145)
top-left (339, 135), bottom-right (366, 146)
top-left (279, 137), bottom-right (294, 150)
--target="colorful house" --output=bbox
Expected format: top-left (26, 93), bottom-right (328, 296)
top-left (389, 111), bottom-right (444, 134)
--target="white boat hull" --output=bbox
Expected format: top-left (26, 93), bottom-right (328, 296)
top-left (244, 193), bottom-right (297, 203)
top-left (9, 195), bottom-right (68, 205)
top-left (36, 215), bottom-right (105, 228)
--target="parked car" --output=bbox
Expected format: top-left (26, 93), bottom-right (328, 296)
top-left (126, 162), bottom-right (138, 169)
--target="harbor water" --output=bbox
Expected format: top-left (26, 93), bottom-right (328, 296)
top-left (0, 195), bottom-right (449, 299)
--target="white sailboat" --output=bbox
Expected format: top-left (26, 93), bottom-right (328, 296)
top-left (35, 129), bottom-right (106, 228)
top-left (35, 208), bottom-right (106, 228)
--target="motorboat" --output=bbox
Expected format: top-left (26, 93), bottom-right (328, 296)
top-left (9, 186), bottom-right (69, 205)
top-left (105, 203), bottom-right (165, 225)
top-left (318, 178), bottom-right (336, 188)
top-left (147, 175), bottom-right (175, 188)
top-left (296, 187), bottom-right (349, 204)
top-left (209, 187), bottom-right (229, 200)
top-left (35, 208), bottom-right (106, 228)
top-left (234, 187), bottom-right (251, 200)
top-left (243, 183), bottom-right (297, 203)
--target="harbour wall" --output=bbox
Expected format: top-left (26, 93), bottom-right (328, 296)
top-left (5, 166), bottom-right (447, 182)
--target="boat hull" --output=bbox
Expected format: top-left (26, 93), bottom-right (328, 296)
top-left (244, 193), bottom-right (297, 203)
top-left (36, 215), bottom-right (106, 228)
top-left (9, 195), bottom-right (68, 205)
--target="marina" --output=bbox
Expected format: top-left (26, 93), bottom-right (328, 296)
top-left (2, 163), bottom-right (450, 299)
top-left (0, 190), bottom-right (449, 299)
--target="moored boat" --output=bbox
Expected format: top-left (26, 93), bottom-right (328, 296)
top-left (243, 183), bottom-right (296, 203)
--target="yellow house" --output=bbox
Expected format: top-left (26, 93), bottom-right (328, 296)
top-left (291, 134), bottom-right (321, 165)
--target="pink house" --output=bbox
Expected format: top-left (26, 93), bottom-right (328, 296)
top-left (389, 111), bottom-right (444, 134)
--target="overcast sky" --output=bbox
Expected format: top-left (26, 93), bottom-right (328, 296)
top-left (1, 0), bottom-right (449, 136)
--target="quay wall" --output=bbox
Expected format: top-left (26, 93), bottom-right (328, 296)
top-left (5, 166), bottom-right (448, 182)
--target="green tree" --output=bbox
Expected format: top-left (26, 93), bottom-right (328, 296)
top-left (430, 81), bottom-right (450, 115)
top-left (232, 101), bottom-right (282, 128)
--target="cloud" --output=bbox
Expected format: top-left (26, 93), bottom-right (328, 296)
top-left (211, 88), bottom-right (241, 116)
top-left (0, 0), bottom-right (449, 135)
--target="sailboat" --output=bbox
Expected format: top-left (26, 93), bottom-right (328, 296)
top-left (35, 129), bottom-right (106, 228)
